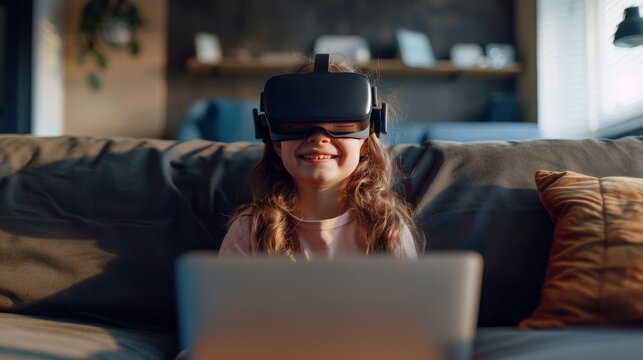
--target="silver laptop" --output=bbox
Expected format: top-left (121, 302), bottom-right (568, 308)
top-left (176, 252), bottom-right (482, 360)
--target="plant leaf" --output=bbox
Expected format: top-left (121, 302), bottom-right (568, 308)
top-left (129, 41), bottom-right (139, 56)
top-left (87, 72), bottom-right (101, 90)
top-left (93, 49), bottom-right (107, 68)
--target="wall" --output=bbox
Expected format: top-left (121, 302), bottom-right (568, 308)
top-left (32, 0), bottom-right (64, 136)
top-left (165, 0), bottom-right (519, 139)
top-left (515, 0), bottom-right (537, 123)
top-left (0, 5), bottom-right (5, 126)
top-left (63, 0), bottom-right (166, 138)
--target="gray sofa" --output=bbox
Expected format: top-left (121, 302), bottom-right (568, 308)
top-left (1, 134), bottom-right (642, 359)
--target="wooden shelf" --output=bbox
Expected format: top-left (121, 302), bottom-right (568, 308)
top-left (186, 57), bottom-right (523, 78)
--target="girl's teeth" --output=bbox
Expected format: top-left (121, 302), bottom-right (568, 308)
top-left (302, 154), bottom-right (334, 159)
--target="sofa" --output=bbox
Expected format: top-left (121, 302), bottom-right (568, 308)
top-left (1, 134), bottom-right (643, 359)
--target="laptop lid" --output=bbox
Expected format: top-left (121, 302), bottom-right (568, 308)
top-left (176, 252), bottom-right (482, 360)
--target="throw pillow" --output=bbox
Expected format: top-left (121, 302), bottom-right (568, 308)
top-left (519, 170), bottom-right (643, 329)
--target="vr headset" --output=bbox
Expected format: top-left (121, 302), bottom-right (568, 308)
top-left (253, 54), bottom-right (387, 142)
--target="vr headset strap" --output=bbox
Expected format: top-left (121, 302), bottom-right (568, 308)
top-left (314, 54), bottom-right (330, 72)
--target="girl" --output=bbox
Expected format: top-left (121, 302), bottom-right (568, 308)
top-left (219, 57), bottom-right (425, 259)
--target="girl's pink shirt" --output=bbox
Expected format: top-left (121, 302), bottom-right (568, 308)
top-left (218, 210), bottom-right (418, 259)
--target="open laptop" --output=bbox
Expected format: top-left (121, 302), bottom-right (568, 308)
top-left (176, 252), bottom-right (482, 360)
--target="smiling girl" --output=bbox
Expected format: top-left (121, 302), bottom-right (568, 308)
top-left (218, 56), bottom-right (425, 259)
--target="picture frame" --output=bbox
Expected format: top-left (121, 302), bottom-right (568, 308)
top-left (396, 29), bottom-right (435, 68)
top-left (195, 32), bottom-right (222, 64)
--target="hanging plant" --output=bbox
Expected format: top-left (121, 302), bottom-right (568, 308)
top-left (76, 0), bottom-right (143, 90)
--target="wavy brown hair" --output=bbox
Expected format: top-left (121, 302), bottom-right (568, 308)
top-left (229, 56), bottom-right (425, 258)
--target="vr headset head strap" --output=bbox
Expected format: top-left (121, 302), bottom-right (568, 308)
top-left (314, 53), bottom-right (330, 72)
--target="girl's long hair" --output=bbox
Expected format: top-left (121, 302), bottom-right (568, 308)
top-left (229, 56), bottom-right (425, 258)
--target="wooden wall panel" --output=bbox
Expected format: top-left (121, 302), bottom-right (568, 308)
top-left (515, 0), bottom-right (537, 123)
top-left (64, 0), bottom-right (166, 138)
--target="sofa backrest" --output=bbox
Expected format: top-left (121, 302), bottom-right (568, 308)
top-left (393, 137), bottom-right (643, 326)
top-left (1, 135), bottom-right (642, 331)
top-left (0, 136), bottom-right (259, 332)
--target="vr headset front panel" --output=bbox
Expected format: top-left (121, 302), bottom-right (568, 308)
top-left (262, 72), bottom-right (372, 123)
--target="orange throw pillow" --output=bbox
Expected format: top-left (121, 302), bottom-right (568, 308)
top-left (519, 170), bottom-right (643, 329)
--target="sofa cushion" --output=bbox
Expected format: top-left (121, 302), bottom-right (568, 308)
top-left (474, 327), bottom-right (643, 360)
top-left (519, 170), bottom-right (643, 329)
top-left (391, 136), bottom-right (643, 326)
top-left (0, 136), bottom-right (260, 332)
top-left (0, 313), bottom-right (176, 359)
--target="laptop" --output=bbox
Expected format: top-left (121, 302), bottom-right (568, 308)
top-left (176, 252), bottom-right (482, 360)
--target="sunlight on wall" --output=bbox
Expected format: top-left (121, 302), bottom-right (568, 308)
top-left (32, 0), bottom-right (64, 136)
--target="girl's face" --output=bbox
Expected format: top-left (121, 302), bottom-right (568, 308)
top-left (273, 128), bottom-right (366, 190)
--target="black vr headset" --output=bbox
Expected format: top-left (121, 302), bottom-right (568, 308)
top-left (253, 53), bottom-right (387, 142)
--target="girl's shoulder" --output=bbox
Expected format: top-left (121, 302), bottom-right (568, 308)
top-left (394, 222), bottom-right (419, 259)
top-left (219, 210), bottom-right (257, 256)
top-left (226, 207), bottom-right (254, 227)
top-left (228, 209), bottom-right (254, 232)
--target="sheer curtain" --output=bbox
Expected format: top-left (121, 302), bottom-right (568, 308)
top-left (538, 0), bottom-right (643, 138)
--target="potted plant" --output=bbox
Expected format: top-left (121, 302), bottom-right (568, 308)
top-left (76, 0), bottom-right (143, 89)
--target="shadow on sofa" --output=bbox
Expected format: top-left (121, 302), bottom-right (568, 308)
top-left (0, 139), bottom-right (249, 359)
top-left (420, 183), bottom-right (553, 327)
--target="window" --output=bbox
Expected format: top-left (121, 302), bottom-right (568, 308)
top-left (538, 0), bottom-right (643, 138)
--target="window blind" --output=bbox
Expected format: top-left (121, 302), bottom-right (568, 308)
top-left (538, 0), bottom-right (643, 137)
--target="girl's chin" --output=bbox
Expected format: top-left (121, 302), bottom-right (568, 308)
top-left (295, 175), bottom-right (347, 188)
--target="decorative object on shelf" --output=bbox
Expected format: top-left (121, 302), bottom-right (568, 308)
top-left (313, 35), bottom-right (371, 64)
top-left (485, 43), bottom-right (515, 69)
top-left (450, 43), bottom-right (483, 68)
top-left (76, 0), bottom-right (143, 90)
top-left (614, 6), bottom-right (643, 48)
top-left (194, 32), bottom-right (222, 65)
top-left (396, 28), bottom-right (435, 68)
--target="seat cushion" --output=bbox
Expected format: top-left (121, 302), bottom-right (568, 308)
top-left (474, 327), bottom-right (643, 360)
top-left (0, 312), bottom-right (177, 359)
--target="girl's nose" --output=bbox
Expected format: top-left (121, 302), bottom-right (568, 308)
top-left (307, 127), bottom-right (331, 143)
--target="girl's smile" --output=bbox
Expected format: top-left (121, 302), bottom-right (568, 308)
top-left (273, 128), bottom-right (365, 189)
top-left (299, 153), bottom-right (338, 160)
top-left (298, 150), bottom-right (339, 161)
